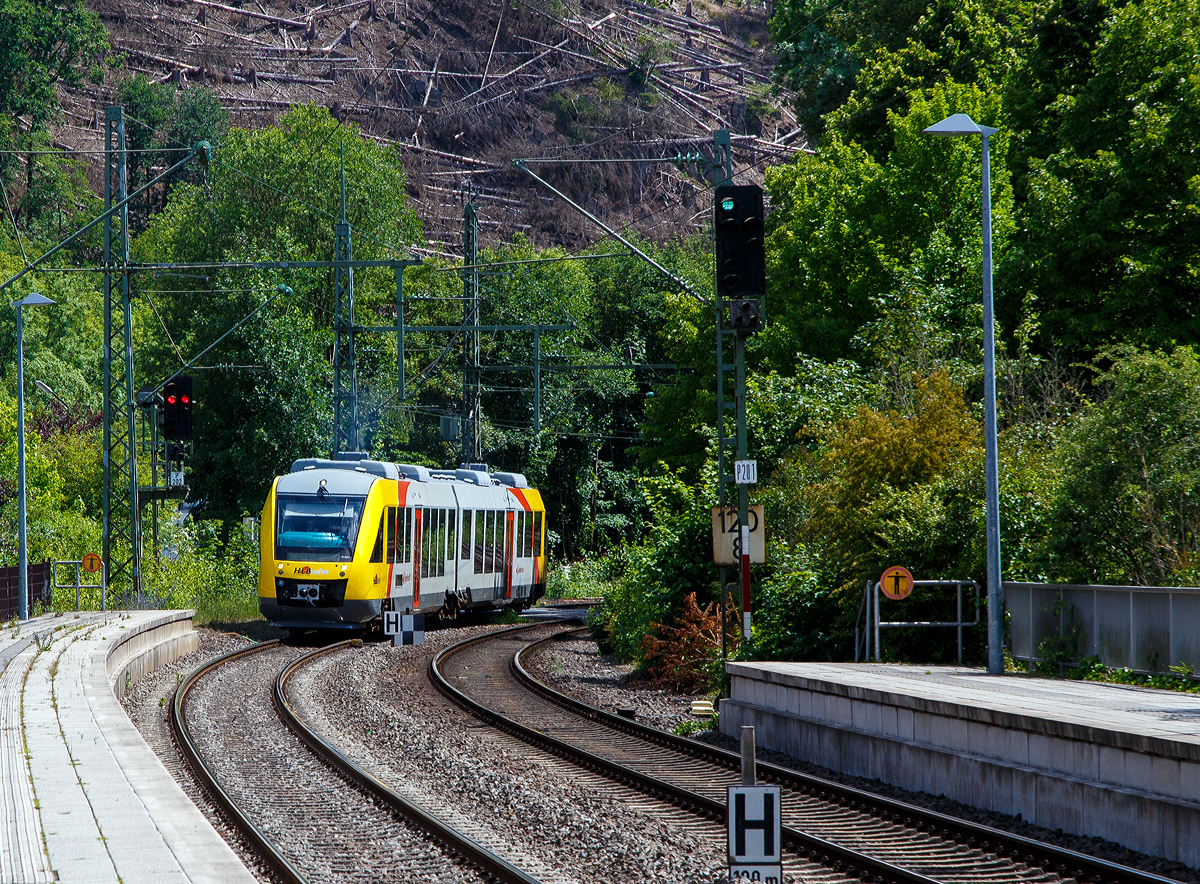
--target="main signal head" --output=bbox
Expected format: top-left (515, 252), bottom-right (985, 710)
top-left (714, 184), bottom-right (765, 333)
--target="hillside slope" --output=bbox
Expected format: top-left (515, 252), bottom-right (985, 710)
top-left (56, 0), bottom-right (804, 254)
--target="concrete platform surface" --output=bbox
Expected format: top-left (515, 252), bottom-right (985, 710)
top-left (0, 610), bottom-right (258, 884)
top-left (721, 661), bottom-right (1200, 867)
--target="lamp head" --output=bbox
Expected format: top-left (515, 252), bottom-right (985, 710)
top-left (12, 292), bottom-right (55, 309)
top-left (922, 113), bottom-right (999, 138)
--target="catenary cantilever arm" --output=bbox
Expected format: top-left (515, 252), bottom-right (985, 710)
top-left (513, 159), bottom-right (710, 305)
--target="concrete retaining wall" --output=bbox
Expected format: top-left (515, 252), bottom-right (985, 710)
top-left (105, 610), bottom-right (198, 700)
top-left (721, 663), bottom-right (1200, 866)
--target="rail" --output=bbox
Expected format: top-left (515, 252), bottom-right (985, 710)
top-left (171, 640), bottom-right (310, 884)
top-left (430, 624), bottom-right (940, 884)
top-left (273, 640), bottom-right (545, 884)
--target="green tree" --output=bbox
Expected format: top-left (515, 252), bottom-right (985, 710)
top-left (0, 0), bottom-right (107, 231)
top-left (133, 106), bottom-right (422, 525)
top-left (1047, 347), bottom-right (1200, 585)
top-left (1006, 0), bottom-right (1200, 355)
top-left (770, 0), bottom-right (1040, 150)
top-left (763, 82), bottom-right (1013, 374)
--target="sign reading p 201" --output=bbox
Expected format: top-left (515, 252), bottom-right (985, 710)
top-left (712, 505), bottom-right (765, 565)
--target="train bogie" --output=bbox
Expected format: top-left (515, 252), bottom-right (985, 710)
top-left (259, 456), bottom-right (547, 630)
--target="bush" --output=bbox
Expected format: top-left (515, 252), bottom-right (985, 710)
top-left (638, 592), bottom-right (734, 692)
top-left (593, 467), bottom-right (718, 663)
top-left (142, 518), bottom-right (259, 623)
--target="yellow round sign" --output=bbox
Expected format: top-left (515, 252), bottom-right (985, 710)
top-left (880, 565), bottom-right (914, 601)
top-left (82, 553), bottom-right (103, 574)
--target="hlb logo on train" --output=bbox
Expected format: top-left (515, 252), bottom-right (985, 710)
top-left (384, 611), bottom-right (424, 646)
top-left (728, 785), bottom-right (782, 882)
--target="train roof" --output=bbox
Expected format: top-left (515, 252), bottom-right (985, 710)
top-left (287, 455), bottom-right (530, 490)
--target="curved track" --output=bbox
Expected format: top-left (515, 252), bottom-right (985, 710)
top-left (172, 637), bottom-right (544, 884)
top-left (432, 624), bottom-right (1181, 884)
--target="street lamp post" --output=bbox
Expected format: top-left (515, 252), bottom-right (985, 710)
top-left (13, 292), bottom-right (56, 621)
top-left (922, 113), bottom-right (1004, 675)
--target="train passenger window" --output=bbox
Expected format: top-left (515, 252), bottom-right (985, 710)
top-left (490, 511), bottom-right (502, 573)
top-left (431, 508), bottom-right (440, 577)
top-left (526, 512), bottom-right (534, 557)
top-left (533, 511), bottom-right (543, 558)
top-left (447, 509), bottom-right (456, 563)
top-left (387, 507), bottom-right (396, 564)
top-left (474, 509), bottom-right (485, 572)
top-left (514, 512), bottom-right (523, 558)
top-left (461, 510), bottom-right (472, 560)
top-left (402, 508), bottom-right (412, 563)
top-left (437, 509), bottom-right (447, 577)
top-left (484, 511), bottom-right (496, 573)
top-left (421, 508), bottom-right (431, 578)
top-left (370, 512), bottom-right (385, 563)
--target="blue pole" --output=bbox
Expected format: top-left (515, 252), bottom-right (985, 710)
top-left (16, 302), bottom-right (28, 621)
top-left (981, 132), bottom-right (1003, 675)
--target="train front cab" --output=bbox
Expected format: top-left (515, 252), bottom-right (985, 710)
top-left (259, 461), bottom-right (396, 629)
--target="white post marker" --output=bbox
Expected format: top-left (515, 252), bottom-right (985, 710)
top-left (384, 610), bottom-right (425, 646)
top-left (740, 523), bottom-right (752, 638)
top-left (728, 784), bottom-right (782, 882)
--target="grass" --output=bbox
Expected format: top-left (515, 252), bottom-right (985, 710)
top-left (672, 713), bottom-right (718, 736)
top-left (545, 555), bottom-right (616, 600)
top-left (1012, 654), bottom-right (1200, 694)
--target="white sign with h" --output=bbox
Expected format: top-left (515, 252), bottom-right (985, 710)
top-left (383, 610), bottom-right (424, 645)
top-left (727, 784), bottom-right (782, 882)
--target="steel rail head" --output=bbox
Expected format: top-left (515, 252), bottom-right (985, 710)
top-left (274, 638), bottom-right (546, 884)
top-left (430, 624), bottom-right (940, 884)
top-left (511, 629), bottom-right (1181, 884)
top-left (171, 639), bottom-right (310, 884)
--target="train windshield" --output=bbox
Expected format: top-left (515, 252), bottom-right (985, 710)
top-left (275, 494), bottom-right (366, 562)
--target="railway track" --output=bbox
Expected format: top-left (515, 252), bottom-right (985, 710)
top-left (171, 637), bottom-right (544, 884)
top-left (431, 623), bottom-right (1181, 884)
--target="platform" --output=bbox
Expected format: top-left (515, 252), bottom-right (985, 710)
top-left (0, 609), bottom-right (258, 884)
top-left (721, 661), bottom-right (1200, 867)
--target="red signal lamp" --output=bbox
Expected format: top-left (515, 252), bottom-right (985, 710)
top-left (167, 395), bottom-right (177, 405)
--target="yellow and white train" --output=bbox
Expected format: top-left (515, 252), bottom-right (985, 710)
top-left (259, 456), bottom-right (547, 630)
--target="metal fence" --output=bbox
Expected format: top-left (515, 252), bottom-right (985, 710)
top-left (0, 561), bottom-right (53, 620)
top-left (1007, 581), bottom-right (1200, 673)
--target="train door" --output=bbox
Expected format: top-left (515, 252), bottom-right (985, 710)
top-left (503, 510), bottom-right (515, 599)
top-left (389, 504), bottom-right (415, 611)
top-left (513, 508), bottom-right (530, 598)
top-left (412, 507), bottom-right (423, 609)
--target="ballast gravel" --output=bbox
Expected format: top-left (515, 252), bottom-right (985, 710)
top-left (288, 623), bottom-right (734, 884)
top-left (121, 627), bottom-right (283, 884)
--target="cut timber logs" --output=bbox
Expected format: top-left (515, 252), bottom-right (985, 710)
top-left (176, 0), bottom-right (309, 28)
top-left (323, 19), bottom-right (358, 52)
